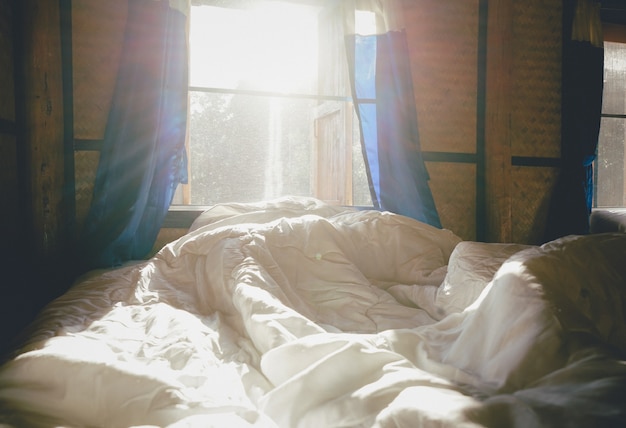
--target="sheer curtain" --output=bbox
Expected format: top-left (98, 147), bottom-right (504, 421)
top-left (544, 0), bottom-right (603, 241)
top-left (78, 0), bottom-right (190, 270)
top-left (343, 0), bottom-right (441, 228)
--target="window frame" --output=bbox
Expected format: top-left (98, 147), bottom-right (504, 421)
top-left (173, 1), bottom-right (372, 215)
top-left (594, 21), bottom-right (626, 208)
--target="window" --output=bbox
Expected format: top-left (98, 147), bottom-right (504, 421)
top-left (595, 22), bottom-right (626, 207)
top-left (172, 1), bottom-right (373, 207)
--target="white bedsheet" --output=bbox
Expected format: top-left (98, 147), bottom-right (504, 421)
top-left (0, 197), bottom-right (625, 427)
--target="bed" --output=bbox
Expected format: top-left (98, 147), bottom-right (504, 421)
top-left (0, 196), bottom-right (625, 427)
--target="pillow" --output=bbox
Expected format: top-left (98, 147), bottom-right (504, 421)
top-left (589, 208), bottom-right (626, 234)
top-left (514, 233), bottom-right (626, 354)
top-left (188, 196), bottom-right (354, 232)
top-left (435, 241), bottom-right (533, 316)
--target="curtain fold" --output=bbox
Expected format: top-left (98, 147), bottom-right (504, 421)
top-left (79, 0), bottom-right (189, 270)
top-left (343, 0), bottom-right (442, 227)
top-left (544, 0), bottom-right (603, 242)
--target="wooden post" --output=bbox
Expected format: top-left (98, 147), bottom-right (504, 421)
top-left (484, 0), bottom-right (514, 243)
top-left (16, 0), bottom-right (68, 292)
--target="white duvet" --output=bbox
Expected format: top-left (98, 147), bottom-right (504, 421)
top-left (1, 197), bottom-right (625, 427)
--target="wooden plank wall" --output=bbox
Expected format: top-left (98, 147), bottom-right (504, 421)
top-left (0, 0), bottom-right (23, 350)
top-left (403, 0), bottom-right (481, 242)
top-left (18, 0), bottom-right (67, 268)
top-left (404, 0), bottom-right (562, 244)
top-left (507, 0), bottom-right (561, 244)
top-left (0, 0), bottom-right (71, 352)
top-left (0, 0), bottom-right (18, 253)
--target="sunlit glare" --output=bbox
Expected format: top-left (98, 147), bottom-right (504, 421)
top-left (190, 3), bottom-right (318, 93)
top-left (355, 10), bottom-right (377, 35)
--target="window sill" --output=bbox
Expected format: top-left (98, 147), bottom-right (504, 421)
top-left (163, 206), bottom-right (209, 229)
top-left (164, 204), bottom-right (377, 229)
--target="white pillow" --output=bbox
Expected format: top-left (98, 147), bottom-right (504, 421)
top-left (188, 196), bottom-right (354, 232)
top-left (436, 241), bottom-right (533, 316)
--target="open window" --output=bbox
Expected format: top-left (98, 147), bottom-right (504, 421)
top-left (174, 0), bottom-right (372, 207)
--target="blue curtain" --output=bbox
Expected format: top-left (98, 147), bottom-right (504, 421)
top-left (345, 30), bottom-right (441, 228)
top-left (79, 0), bottom-right (188, 270)
top-left (544, 0), bottom-right (603, 241)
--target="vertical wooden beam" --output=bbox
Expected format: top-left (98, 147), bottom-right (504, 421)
top-left (60, 0), bottom-right (75, 243)
top-left (17, 0), bottom-right (67, 282)
top-left (0, 0), bottom-right (17, 244)
top-left (485, 0), bottom-right (514, 242)
top-left (476, 0), bottom-right (488, 242)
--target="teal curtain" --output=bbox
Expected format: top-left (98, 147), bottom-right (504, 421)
top-left (79, 0), bottom-right (189, 270)
top-left (544, 0), bottom-right (603, 241)
top-left (345, 28), bottom-right (441, 227)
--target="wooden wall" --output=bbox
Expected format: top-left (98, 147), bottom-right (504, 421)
top-left (404, 0), bottom-right (482, 241)
top-left (0, 0), bottom-right (21, 350)
top-left (0, 0), bottom-right (17, 252)
top-left (499, 0), bottom-right (562, 244)
top-left (403, 0), bottom-right (562, 244)
top-left (0, 0), bottom-right (71, 353)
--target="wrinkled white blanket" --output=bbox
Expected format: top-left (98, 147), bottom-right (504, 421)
top-left (1, 197), bottom-right (625, 428)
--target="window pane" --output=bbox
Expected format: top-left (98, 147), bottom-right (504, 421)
top-left (189, 3), bottom-right (319, 94)
top-left (351, 110), bottom-right (372, 206)
top-left (184, 91), bottom-right (371, 206)
top-left (595, 117), bottom-right (626, 207)
top-left (595, 40), bottom-right (626, 208)
top-left (602, 42), bottom-right (626, 115)
top-left (187, 91), bottom-right (312, 204)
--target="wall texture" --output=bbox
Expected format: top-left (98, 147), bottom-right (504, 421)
top-left (404, 0), bottom-right (562, 244)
